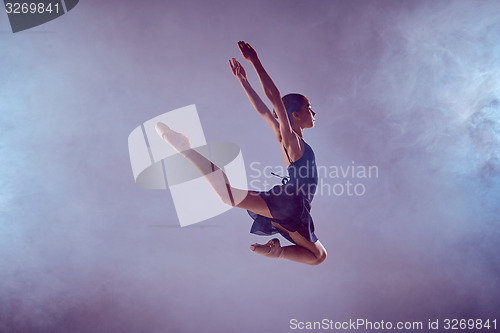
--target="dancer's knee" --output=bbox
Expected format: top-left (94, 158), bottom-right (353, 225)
top-left (218, 187), bottom-right (243, 207)
top-left (219, 187), bottom-right (248, 207)
top-left (309, 246), bottom-right (327, 266)
top-left (220, 194), bottom-right (236, 207)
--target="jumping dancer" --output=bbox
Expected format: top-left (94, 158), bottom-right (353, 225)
top-left (156, 41), bottom-right (326, 265)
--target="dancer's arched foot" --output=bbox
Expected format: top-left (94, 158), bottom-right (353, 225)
top-left (155, 122), bottom-right (191, 152)
top-left (250, 238), bottom-right (283, 258)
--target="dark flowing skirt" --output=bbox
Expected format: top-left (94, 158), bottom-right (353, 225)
top-left (247, 184), bottom-right (318, 244)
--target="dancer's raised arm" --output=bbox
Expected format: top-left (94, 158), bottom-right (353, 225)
top-left (229, 58), bottom-right (281, 142)
top-left (238, 41), bottom-right (299, 150)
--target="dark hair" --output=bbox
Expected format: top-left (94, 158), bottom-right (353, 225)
top-left (282, 93), bottom-right (309, 123)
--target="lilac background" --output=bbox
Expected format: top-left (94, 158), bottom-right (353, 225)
top-left (1, 0), bottom-right (499, 332)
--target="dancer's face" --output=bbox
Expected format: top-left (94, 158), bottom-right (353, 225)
top-left (293, 100), bottom-right (316, 129)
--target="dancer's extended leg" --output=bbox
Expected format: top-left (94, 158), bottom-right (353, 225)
top-left (156, 122), bottom-right (274, 217)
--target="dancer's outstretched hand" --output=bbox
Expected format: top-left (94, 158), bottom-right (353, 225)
top-left (238, 41), bottom-right (258, 63)
top-left (155, 122), bottom-right (191, 152)
top-left (229, 58), bottom-right (247, 81)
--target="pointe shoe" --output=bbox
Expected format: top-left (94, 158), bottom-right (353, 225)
top-left (250, 238), bottom-right (283, 258)
top-left (155, 122), bottom-right (171, 140)
top-left (155, 122), bottom-right (191, 152)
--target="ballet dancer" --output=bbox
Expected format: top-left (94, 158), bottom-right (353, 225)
top-left (156, 41), bottom-right (326, 265)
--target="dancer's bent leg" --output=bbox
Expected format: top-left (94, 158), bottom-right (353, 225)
top-left (251, 222), bottom-right (327, 265)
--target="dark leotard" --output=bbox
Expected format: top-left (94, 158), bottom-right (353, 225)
top-left (247, 139), bottom-right (318, 244)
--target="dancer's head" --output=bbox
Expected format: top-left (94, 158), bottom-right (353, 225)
top-left (279, 93), bottom-right (316, 129)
